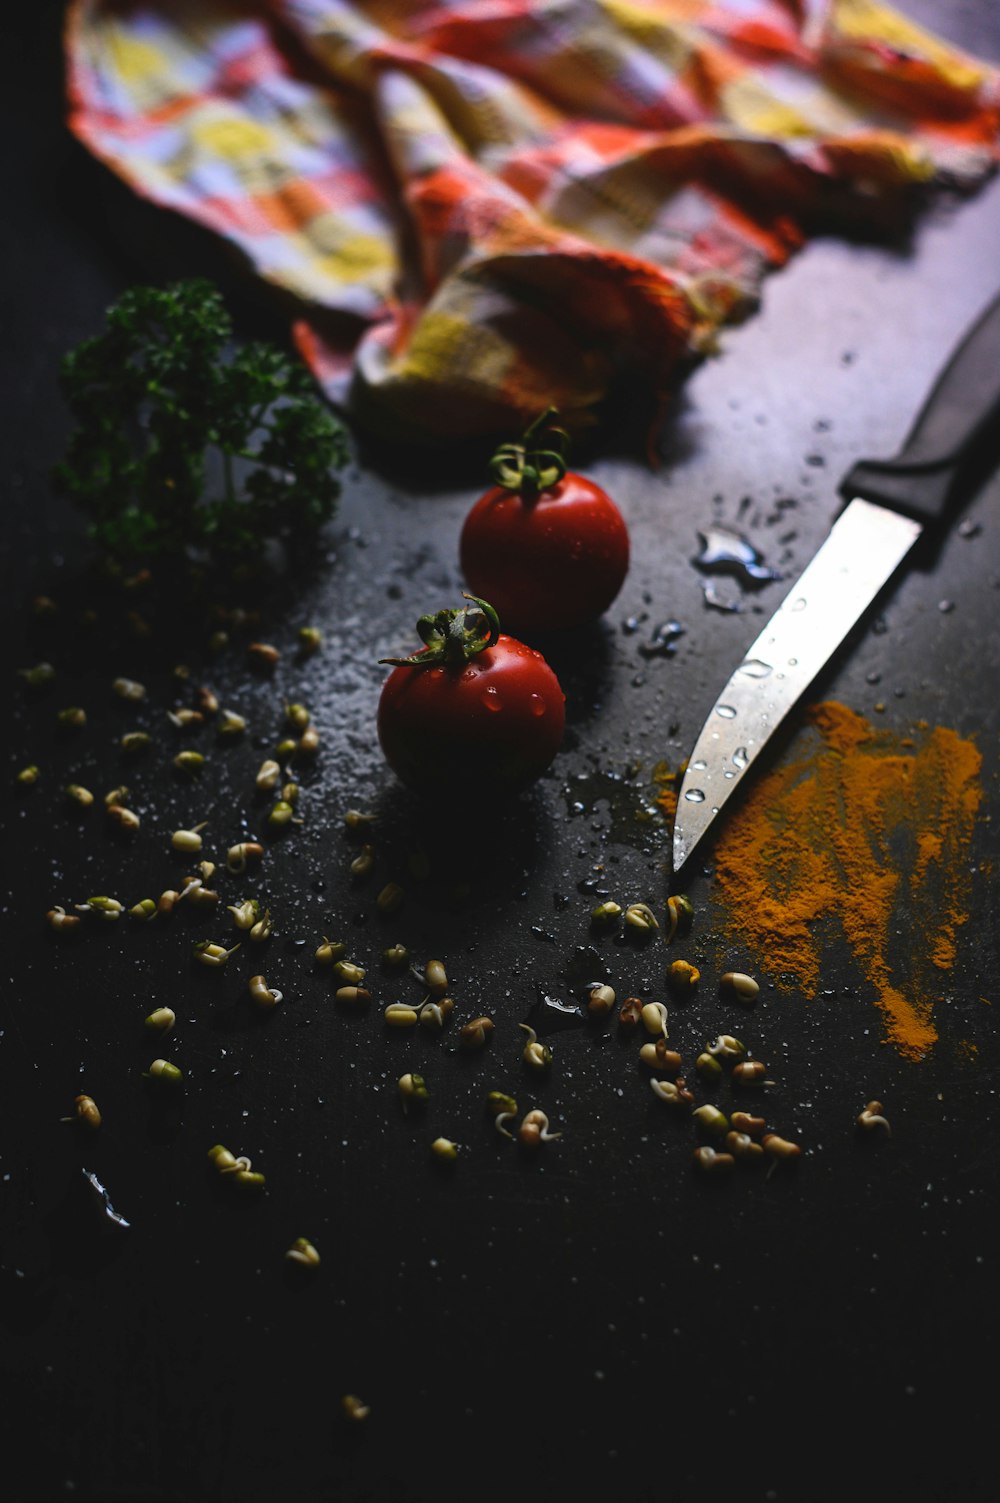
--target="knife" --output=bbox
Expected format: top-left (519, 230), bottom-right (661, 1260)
top-left (672, 287), bottom-right (1000, 875)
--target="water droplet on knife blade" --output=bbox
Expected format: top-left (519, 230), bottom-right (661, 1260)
top-left (732, 747), bottom-right (749, 769)
top-left (684, 788), bottom-right (706, 803)
top-left (716, 704), bottom-right (737, 719)
top-left (738, 658), bottom-right (772, 679)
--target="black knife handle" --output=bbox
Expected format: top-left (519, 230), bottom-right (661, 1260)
top-left (839, 287), bottom-right (1000, 528)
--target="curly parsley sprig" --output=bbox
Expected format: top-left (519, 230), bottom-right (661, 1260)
top-left (55, 279), bottom-right (348, 563)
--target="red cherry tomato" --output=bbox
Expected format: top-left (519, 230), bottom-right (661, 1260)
top-left (459, 408), bottom-right (629, 636)
top-left (377, 597), bottom-right (565, 798)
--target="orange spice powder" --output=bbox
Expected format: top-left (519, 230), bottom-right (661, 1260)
top-left (709, 702), bottom-right (982, 1060)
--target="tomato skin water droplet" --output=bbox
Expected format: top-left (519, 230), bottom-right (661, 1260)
top-left (529, 693), bottom-right (547, 717)
top-left (481, 686), bottom-right (503, 713)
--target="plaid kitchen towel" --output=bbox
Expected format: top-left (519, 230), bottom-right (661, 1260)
top-left (66, 0), bottom-right (1000, 445)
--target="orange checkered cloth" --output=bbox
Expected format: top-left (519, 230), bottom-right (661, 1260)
top-left (66, 0), bottom-right (999, 445)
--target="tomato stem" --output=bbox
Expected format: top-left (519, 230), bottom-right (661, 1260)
top-left (379, 594), bottom-right (501, 668)
top-left (489, 406), bottom-right (570, 498)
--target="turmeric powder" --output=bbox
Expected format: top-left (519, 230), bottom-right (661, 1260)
top-left (710, 702), bottom-right (982, 1060)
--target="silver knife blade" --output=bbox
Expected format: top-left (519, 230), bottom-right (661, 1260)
top-left (671, 286), bottom-right (1000, 874)
top-left (672, 497), bottom-right (922, 873)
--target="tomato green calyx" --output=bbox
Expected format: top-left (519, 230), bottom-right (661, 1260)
top-left (489, 406), bottom-right (570, 498)
top-left (380, 594), bottom-right (501, 669)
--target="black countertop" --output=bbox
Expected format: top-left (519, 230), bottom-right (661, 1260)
top-left (3, 5), bottom-right (1000, 1501)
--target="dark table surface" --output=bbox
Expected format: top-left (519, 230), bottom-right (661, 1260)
top-left (3, 5), bottom-right (1000, 1502)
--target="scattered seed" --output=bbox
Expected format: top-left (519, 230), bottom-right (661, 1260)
top-left (248, 974), bottom-right (283, 1009)
top-left (693, 1145), bottom-right (735, 1174)
top-left (298, 626), bottom-right (323, 655)
top-left (267, 799), bottom-right (297, 828)
top-left (336, 986), bottom-right (371, 1006)
top-left (315, 937), bottom-right (347, 966)
top-left (376, 881), bottom-right (404, 914)
top-left (519, 1023), bottom-right (552, 1071)
top-left (333, 960), bottom-right (366, 986)
top-left (384, 1003), bottom-right (419, 1028)
top-left (624, 902), bottom-right (659, 934)
top-left (249, 909), bottom-right (274, 943)
top-left (707, 1034), bottom-right (746, 1062)
top-left (76, 896), bottom-right (123, 920)
top-left (639, 1040), bottom-right (682, 1072)
top-left (256, 759), bottom-right (282, 792)
top-left (228, 899), bottom-right (261, 931)
top-left (344, 809), bottom-right (375, 832)
top-left (167, 708), bottom-right (205, 730)
top-left (144, 1058), bottom-right (183, 1085)
top-left (419, 998), bottom-right (454, 1030)
top-left (17, 765), bottom-right (40, 786)
top-left (46, 905), bottom-right (81, 933)
top-left (296, 725), bottom-right (320, 757)
top-left (732, 1061), bottom-right (770, 1086)
top-left (341, 1395), bottom-right (369, 1423)
top-left (398, 1072), bottom-right (429, 1110)
top-left (667, 959), bottom-right (699, 992)
top-left (145, 1007), bottom-right (176, 1035)
top-left (692, 1104), bottom-right (730, 1137)
top-left (762, 1133), bottom-right (801, 1161)
top-left (650, 1077), bottom-right (693, 1107)
top-left (284, 703), bottom-right (311, 733)
top-left (618, 996), bottom-right (643, 1030)
top-left (173, 751), bottom-right (206, 777)
top-left (381, 943), bottom-right (410, 968)
top-left (430, 1137), bottom-right (459, 1161)
top-left (731, 1111), bottom-right (767, 1135)
top-left (18, 662), bottom-right (55, 688)
top-left (486, 1091), bottom-right (517, 1121)
top-left (424, 960), bottom-right (448, 993)
top-left (172, 823), bottom-right (208, 853)
top-left (459, 1016), bottom-right (494, 1049)
top-left (208, 1143), bottom-right (265, 1188)
top-left (120, 731), bottom-right (152, 755)
top-left (193, 941), bottom-right (241, 968)
top-left (695, 1052), bottom-right (723, 1080)
top-left (107, 804), bottom-right (141, 832)
top-left (286, 1237), bottom-right (320, 1268)
top-left (71, 1094), bottom-right (101, 1129)
top-left (217, 709), bottom-right (247, 739)
top-left (57, 706), bottom-right (86, 730)
top-left (665, 893), bottom-right (694, 942)
top-left (720, 971), bottom-right (760, 1004)
top-left (227, 842), bottom-right (263, 874)
top-left (857, 1100), bottom-right (891, 1135)
top-left (129, 899), bottom-right (158, 921)
top-left (586, 983), bottom-right (616, 1018)
top-left (350, 845), bottom-right (375, 877)
top-left (517, 1109), bottom-right (562, 1148)
top-left (195, 686), bottom-right (219, 716)
top-left (112, 677), bottom-right (146, 702)
top-left (725, 1130), bottom-right (765, 1161)
top-left (65, 784), bottom-right (95, 809)
top-left (590, 901), bottom-right (622, 928)
top-left (640, 1001), bottom-right (669, 1038)
top-left (248, 642), bottom-right (280, 669)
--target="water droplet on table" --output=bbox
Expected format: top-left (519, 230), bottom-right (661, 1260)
top-left (694, 525), bottom-right (781, 585)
